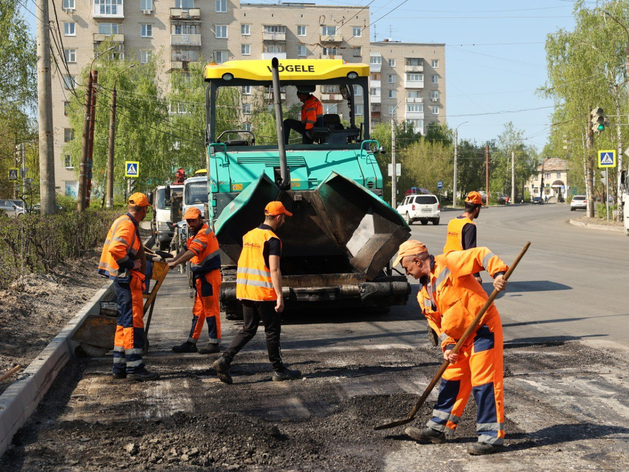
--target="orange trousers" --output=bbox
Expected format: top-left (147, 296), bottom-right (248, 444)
top-left (188, 270), bottom-right (222, 343)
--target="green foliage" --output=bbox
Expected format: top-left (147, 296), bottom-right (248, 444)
top-left (596, 202), bottom-right (616, 218)
top-left (0, 209), bottom-right (119, 288)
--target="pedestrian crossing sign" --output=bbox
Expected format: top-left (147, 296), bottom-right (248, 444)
top-left (8, 168), bottom-right (18, 181)
top-left (125, 161), bottom-right (140, 177)
top-left (598, 150), bottom-right (616, 168)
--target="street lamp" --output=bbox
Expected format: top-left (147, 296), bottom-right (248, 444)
top-left (453, 121), bottom-right (468, 207)
top-left (107, 63), bottom-right (136, 208)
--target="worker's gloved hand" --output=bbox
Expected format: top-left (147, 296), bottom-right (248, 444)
top-left (132, 259), bottom-right (142, 271)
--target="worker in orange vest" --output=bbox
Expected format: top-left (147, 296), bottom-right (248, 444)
top-left (168, 207), bottom-right (222, 354)
top-left (283, 86), bottom-right (323, 144)
top-left (212, 201), bottom-right (301, 384)
top-left (395, 239), bottom-right (508, 455)
top-left (98, 193), bottom-right (159, 381)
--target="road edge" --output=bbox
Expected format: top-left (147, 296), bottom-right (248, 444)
top-left (569, 218), bottom-right (623, 232)
top-left (0, 280), bottom-right (114, 457)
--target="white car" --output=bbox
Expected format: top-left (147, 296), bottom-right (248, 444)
top-left (396, 194), bottom-right (440, 225)
top-left (570, 195), bottom-right (587, 211)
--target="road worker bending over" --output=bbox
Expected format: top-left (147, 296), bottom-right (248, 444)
top-left (212, 201), bottom-right (301, 384)
top-left (395, 240), bottom-right (508, 455)
top-left (98, 193), bottom-right (160, 381)
top-left (282, 85), bottom-right (323, 144)
top-left (168, 207), bottom-right (223, 354)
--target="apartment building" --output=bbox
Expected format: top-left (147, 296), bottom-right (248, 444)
top-left (50, 1), bottom-right (446, 195)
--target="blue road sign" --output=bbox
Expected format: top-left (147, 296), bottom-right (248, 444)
top-left (125, 161), bottom-right (139, 177)
top-left (437, 181), bottom-right (443, 189)
top-left (598, 150), bottom-right (616, 168)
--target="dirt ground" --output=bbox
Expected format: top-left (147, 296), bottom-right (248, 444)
top-left (0, 250), bottom-right (105, 394)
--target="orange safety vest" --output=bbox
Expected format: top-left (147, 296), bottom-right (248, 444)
top-left (187, 223), bottom-right (221, 276)
top-left (301, 95), bottom-right (323, 130)
top-left (98, 214), bottom-right (142, 278)
top-left (236, 227), bottom-right (281, 301)
top-left (443, 216), bottom-right (475, 254)
top-left (417, 247), bottom-right (508, 349)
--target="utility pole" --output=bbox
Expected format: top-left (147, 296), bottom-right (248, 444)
top-left (77, 71), bottom-right (94, 213)
top-left (86, 71), bottom-right (98, 208)
top-left (511, 150), bottom-right (515, 204)
top-left (485, 144), bottom-right (490, 204)
top-left (391, 115), bottom-right (397, 208)
top-left (453, 122), bottom-right (467, 207)
top-left (36, 0), bottom-right (56, 215)
top-left (21, 143), bottom-right (26, 201)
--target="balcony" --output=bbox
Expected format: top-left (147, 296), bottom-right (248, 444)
top-left (262, 52), bottom-right (286, 60)
top-left (371, 94), bottom-right (381, 104)
top-left (406, 97), bottom-right (423, 103)
top-left (370, 80), bottom-right (381, 88)
top-left (171, 34), bottom-right (201, 46)
top-left (170, 8), bottom-right (201, 20)
top-left (262, 31), bottom-right (286, 42)
top-left (405, 64), bottom-right (423, 73)
top-left (405, 110), bottom-right (424, 119)
top-left (321, 93), bottom-right (343, 102)
top-left (93, 4), bottom-right (124, 19)
top-left (404, 80), bottom-right (424, 89)
top-left (93, 33), bottom-right (125, 43)
top-left (369, 63), bottom-right (382, 73)
top-left (320, 34), bottom-right (343, 43)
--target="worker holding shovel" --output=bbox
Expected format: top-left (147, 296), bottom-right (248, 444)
top-left (395, 240), bottom-right (509, 455)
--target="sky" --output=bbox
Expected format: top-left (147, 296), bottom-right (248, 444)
top-left (21, 0), bottom-right (589, 152)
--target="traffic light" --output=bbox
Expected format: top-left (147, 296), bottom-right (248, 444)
top-left (590, 107), bottom-right (606, 133)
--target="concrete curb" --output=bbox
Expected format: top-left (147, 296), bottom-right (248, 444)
top-left (569, 218), bottom-right (624, 232)
top-left (0, 280), bottom-right (114, 457)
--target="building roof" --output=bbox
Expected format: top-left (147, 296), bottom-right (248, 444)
top-left (536, 157), bottom-right (568, 172)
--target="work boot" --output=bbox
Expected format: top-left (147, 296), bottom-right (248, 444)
top-left (405, 426), bottom-right (446, 444)
top-left (272, 366), bottom-right (302, 382)
top-left (128, 368), bottom-right (160, 382)
top-left (427, 326), bottom-right (439, 346)
top-left (172, 341), bottom-right (197, 353)
top-left (198, 343), bottom-right (220, 354)
top-left (112, 371), bottom-right (127, 380)
top-left (212, 356), bottom-right (233, 384)
top-left (467, 442), bottom-right (504, 455)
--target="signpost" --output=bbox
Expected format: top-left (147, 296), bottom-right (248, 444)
top-left (598, 150), bottom-right (617, 222)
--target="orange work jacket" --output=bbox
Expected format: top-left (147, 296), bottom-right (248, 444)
top-left (301, 95), bottom-right (323, 130)
top-left (236, 227), bottom-right (281, 301)
top-left (98, 213), bottom-right (142, 279)
top-left (187, 223), bottom-right (221, 276)
top-left (443, 216), bottom-right (475, 254)
top-left (417, 247), bottom-right (508, 350)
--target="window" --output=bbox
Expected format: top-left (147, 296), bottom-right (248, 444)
top-left (64, 101), bottom-right (70, 116)
top-left (140, 50), bottom-right (152, 63)
top-left (353, 85), bottom-right (362, 96)
top-left (407, 103), bottom-right (423, 113)
top-left (175, 0), bottom-right (194, 7)
top-left (322, 46), bottom-right (337, 55)
top-left (215, 50), bottom-right (228, 63)
top-left (242, 85), bottom-right (251, 95)
top-left (64, 49), bottom-right (76, 63)
top-left (264, 25), bottom-right (286, 34)
top-left (407, 119), bottom-right (423, 130)
top-left (264, 44), bottom-right (285, 53)
top-left (243, 122), bottom-right (251, 131)
top-left (141, 24), bottom-right (153, 38)
top-left (556, 172), bottom-right (561, 178)
top-left (322, 26), bottom-right (336, 36)
top-left (370, 55), bottom-right (382, 64)
top-left (241, 44), bottom-right (251, 56)
top-left (64, 128), bottom-right (74, 142)
top-left (431, 75), bottom-right (439, 84)
top-left (215, 25), bottom-right (228, 38)
top-left (297, 44), bottom-right (307, 57)
top-left (353, 26), bottom-right (361, 37)
top-left (388, 105), bottom-right (396, 115)
top-left (430, 90), bottom-right (439, 101)
top-left (242, 103), bottom-right (251, 115)
top-left (431, 105), bottom-right (439, 114)
top-left (323, 103), bottom-right (338, 114)
top-left (62, 0), bottom-right (75, 10)
top-left (388, 74), bottom-right (396, 84)
top-left (406, 58), bottom-right (422, 66)
top-left (99, 23), bottom-right (119, 35)
top-left (94, 0), bottom-right (123, 16)
top-left (388, 90), bottom-right (396, 98)
top-left (241, 24), bottom-right (250, 35)
top-left (173, 24), bottom-right (199, 34)
top-left (63, 75), bottom-right (76, 90)
top-left (141, 0), bottom-right (153, 11)
top-left (355, 104), bottom-right (364, 116)
top-left (172, 49), bottom-right (198, 62)
top-left (370, 88), bottom-right (377, 96)
top-left (216, 0), bottom-right (226, 13)
top-left (297, 25), bottom-right (307, 36)
top-left (388, 59), bottom-right (396, 67)
top-left (64, 155), bottom-right (73, 169)
top-left (63, 22), bottom-right (75, 36)
top-left (431, 59), bottom-right (439, 68)
top-left (352, 47), bottom-right (361, 57)
top-left (545, 172), bottom-right (550, 179)
top-left (407, 90), bottom-right (421, 99)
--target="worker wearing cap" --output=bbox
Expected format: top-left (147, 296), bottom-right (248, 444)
top-left (168, 207), bottom-right (222, 354)
top-left (212, 201), bottom-right (301, 384)
top-left (443, 191), bottom-right (486, 285)
top-left (395, 240), bottom-right (508, 455)
top-left (98, 193), bottom-right (160, 381)
top-left (283, 86), bottom-right (323, 144)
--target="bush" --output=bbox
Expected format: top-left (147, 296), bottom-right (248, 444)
top-left (0, 209), bottom-right (123, 289)
top-left (595, 203), bottom-right (616, 219)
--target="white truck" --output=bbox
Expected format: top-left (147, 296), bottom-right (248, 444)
top-left (150, 184), bottom-right (183, 250)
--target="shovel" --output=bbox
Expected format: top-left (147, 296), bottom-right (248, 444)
top-left (374, 242), bottom-right (530, 431)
